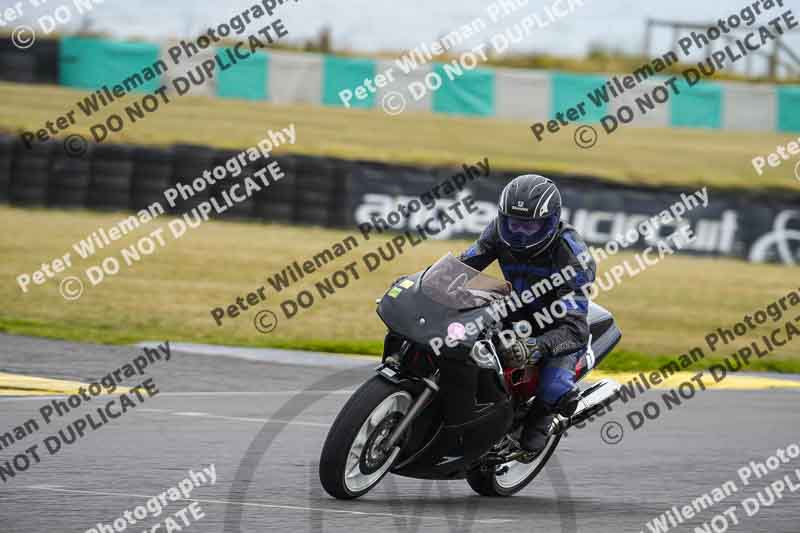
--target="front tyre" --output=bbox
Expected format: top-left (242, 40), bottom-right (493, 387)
top-left (467, 433), bottom-right (561, 497)
top-left (319, 376), bottom-right (413, 499)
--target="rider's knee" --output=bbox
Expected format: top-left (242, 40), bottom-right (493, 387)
top-left (537, 380), bottom-right (572, 406)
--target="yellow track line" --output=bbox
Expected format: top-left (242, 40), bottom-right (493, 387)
top-left (0, 372), bottom-right (129, 396)
top-left (0, 368), bottom-right (797, 397)
top-left (589, 370), bottom-right (800, 391)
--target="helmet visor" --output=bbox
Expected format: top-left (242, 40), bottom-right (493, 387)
top-left (499, 213), bottom-right (559, 250)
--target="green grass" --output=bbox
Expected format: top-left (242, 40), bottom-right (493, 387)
top-left (2, 82), bottom-right (800, 193)
top-left (4, 314), bottom-right (798, 374)
top-left (2, 206), bottom-right (799, 373)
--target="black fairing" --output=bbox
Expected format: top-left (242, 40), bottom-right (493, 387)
top-left (376, 271), bottom-right (502, 352)
top-left (375, 267), bottom-right (514, 479)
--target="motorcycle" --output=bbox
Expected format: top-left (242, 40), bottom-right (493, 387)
top-left (319, 253), bottom-right (622, 499)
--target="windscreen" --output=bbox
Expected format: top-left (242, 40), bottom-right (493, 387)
top-left (420, 253), bottom-right (510, 310)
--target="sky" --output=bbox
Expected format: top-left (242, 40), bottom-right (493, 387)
top-left (6, 0), bottom-right (800, 77)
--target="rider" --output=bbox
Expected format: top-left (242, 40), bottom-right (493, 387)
top-left (458, 174), bottom-right (596, 455)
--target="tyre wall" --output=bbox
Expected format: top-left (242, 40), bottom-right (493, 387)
top-left (0, 132), bottom-right (798, 266)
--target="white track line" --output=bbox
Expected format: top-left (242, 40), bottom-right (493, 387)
top-left (25, 485), bottom-right (514, 524)
top-left (0, 397), bottom-right (332, 428)
top-left (167, 410), bottom-right (331, 428)
top-left (134, 407), bottom-right (330, 428)
top-left (159, 390), bottom-right (355, 397)
top-left (0, 390), bottom-right (355, 402)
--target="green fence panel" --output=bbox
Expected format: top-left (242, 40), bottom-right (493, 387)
top-left (670, 79), bottom-right (722, 129)
top-left (216, 49), bottom-right (268, 101)
top-left (59, 36), bottom-right (161, 93)
top-left (431, 63), bottom-right (495, 117)
top-left (322, 56), bottom-right (376, 108)
top-left (777, 86), bottom-right (800, 132)
top-left (551, 72), bottom-right (607, 123)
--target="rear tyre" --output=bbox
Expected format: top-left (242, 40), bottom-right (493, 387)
top-left (467, 433), bottom-right (561, 497)
top-left (319, 376), bottom-right (412, 500)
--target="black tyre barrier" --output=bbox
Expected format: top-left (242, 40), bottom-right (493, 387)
top-left (211, 149), bottom-right (255, 219)
top-left (131, 146), bottom-right (174, 212)
top-left (295, 204), bottom-right (330, 226)
top-left (89, 143), bottom-right (134, 210)
top-left (2, 133), bottom-right (800, 266)
top-left (32, 38), bottom-right (60, 85)
top-left (294, 154), bottom-right (337, 192)
top-left (334, 159), bottom-right (387, 228)
top-left (293, 155), bottom-right (336, 226)
top-left (328, 158), bottom-right (354, 227)
top-left (0, 52), bottom-right (36, 84)
top-left (0, 36), bottom-right (59, 84)
top-left (171, 144), bottom-right (216, 214)
top-left (252, 155), bottom-right (295, 224)
top-left (49, 149), bottom-right (92, 208)
top-left (0, 134), bottom-right (13, 203)
top-left (9, 139), bottom-right (54, 206)
top-left (269, 155), bottom-right (297, 201)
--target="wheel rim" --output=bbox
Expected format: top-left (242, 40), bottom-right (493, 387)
top-left (343, 391), bottom-right (412, 494)
top-left (495, 434), bottom-right (557, 490)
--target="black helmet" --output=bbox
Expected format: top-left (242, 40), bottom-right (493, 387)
top-left (497, 174), bottom-right (562, 256)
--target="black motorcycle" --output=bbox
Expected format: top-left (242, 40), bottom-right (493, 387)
top-left (319, 253), bottom-right (622, 499)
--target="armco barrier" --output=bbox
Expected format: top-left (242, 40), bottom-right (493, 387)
top-left (0, 133), bottom-right (799, 265)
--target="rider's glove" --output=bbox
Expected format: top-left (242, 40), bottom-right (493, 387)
top-left (524, 337), bottom-right (544, 365)
top-left (503, 339), bottom-right (529, 368)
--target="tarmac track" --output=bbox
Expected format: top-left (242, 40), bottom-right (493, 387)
top-left (0, 333), bottom-right (798, 533)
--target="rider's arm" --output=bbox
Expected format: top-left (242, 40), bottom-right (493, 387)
top-left (536, 230), bottom-right (596, 358)
top-left (458, 221), bottom-right (498, 272)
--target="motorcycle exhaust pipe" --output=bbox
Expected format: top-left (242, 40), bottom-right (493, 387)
top-left (554, 379), bottom-right (620, 433)
top-left (381, 377), bottom-right (438, 451)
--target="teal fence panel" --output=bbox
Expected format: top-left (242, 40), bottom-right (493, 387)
top-left (670, 79), bottom-right (723, 129)
top-left (59, 36), bottom-right (161, 93)
top-left (551, 72), bottom-right (607, 123)
top-left (217, 49), bottom-right (268, 100)
top-left (777, 86), bottom-right (800, 132)
top-left (322, 56), bottom-right (376, 108)
top-left (431, 63), bottom-right (495, 117)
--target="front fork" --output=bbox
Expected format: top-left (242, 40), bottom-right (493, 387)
top-left (377, 366), bottom-right (439, 452)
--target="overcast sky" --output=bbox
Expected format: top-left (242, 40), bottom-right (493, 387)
top-left (7, 0), bottom-right (800, 76)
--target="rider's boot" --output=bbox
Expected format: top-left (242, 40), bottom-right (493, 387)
top-left (520, 387), bottom-right (580, 454)
top-left (519, 397), bottom-right (554, 454)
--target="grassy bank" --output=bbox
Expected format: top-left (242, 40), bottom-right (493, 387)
top-left (2, 206), bottom-right (798, 373)
top-left (1, 82), bottom-right (799, 193)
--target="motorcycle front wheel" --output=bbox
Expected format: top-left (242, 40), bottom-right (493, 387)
top-left (319, 376), bottom-right (413, 499)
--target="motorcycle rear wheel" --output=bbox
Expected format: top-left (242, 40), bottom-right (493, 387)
top-left (466, 433), bottom-right (561, 497)
top-left (319, 376), bottom-right (412, 499)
